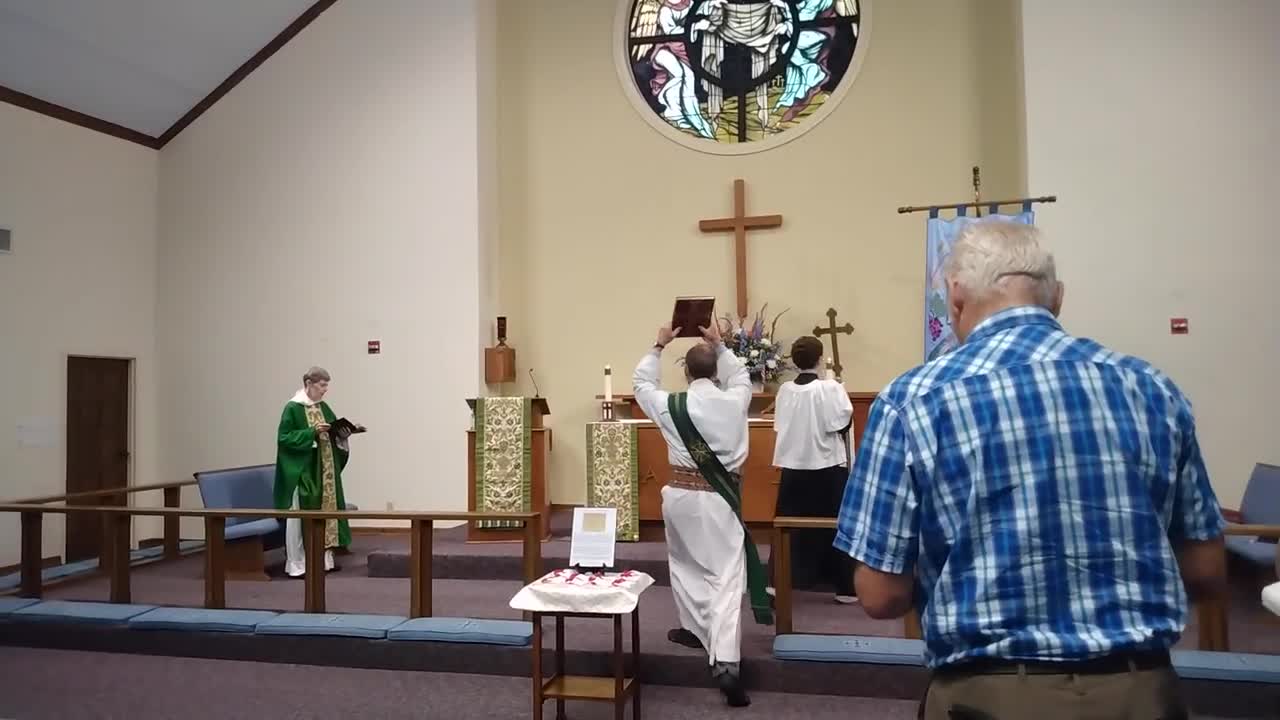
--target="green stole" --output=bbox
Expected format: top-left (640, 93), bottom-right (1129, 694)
top-left (667, 392), bottom-right (774, 626)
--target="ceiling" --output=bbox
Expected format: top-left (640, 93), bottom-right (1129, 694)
top-left (0, 0), bottom-right (320, 141)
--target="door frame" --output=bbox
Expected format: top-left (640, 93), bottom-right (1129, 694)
top-left (64, 354), bottom-right (137, 558)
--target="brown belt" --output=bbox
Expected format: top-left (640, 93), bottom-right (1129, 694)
top-left (935, 649), bottom-right (1172, 678)
top-left (668, 466), bottom-right (740, 493)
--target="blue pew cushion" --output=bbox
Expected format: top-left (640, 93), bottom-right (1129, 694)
top-left (129, 607), bottom-right (279, 633)
top-left (388, 617), bottom-right (533, 646)
top-left (256, 613), bottom-right (405, 639)
top-left (1173, 650), bottom-right (1280, 684)
top-left (774, 634), bottom-right (926, 666)
top-left (225, 517), bottom-right (282, 541)
top-left (0, 597), bottom-right (39, 615)
top-left (11, 600), bottom-right (156, 625)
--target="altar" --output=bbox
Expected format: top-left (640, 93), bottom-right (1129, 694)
top-left (597, 391), bottom-right (877, 535)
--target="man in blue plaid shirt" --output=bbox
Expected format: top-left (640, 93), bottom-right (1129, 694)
top-left (835, 221), bottom-right (1226, 719)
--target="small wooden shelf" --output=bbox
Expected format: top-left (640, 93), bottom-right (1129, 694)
top-left (542, 675), bottom-right (635, 701)
top-left (530, 608), bottom-right (642, 719)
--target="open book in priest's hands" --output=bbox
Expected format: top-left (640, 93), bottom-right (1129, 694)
top-left (329, 418), bottom-right (366, 437)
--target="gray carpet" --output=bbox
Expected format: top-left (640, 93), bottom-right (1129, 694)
top-left (0, 646), bottom-right (921, 720)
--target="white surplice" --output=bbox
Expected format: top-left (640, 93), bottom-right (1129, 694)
top-left (633, 343), bottom-right (752, 666)
top-left (771, 374), bottom-right (853, 470)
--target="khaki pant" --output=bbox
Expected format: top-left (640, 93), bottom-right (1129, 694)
top-left (923, 666), bottom-right (1188, 720)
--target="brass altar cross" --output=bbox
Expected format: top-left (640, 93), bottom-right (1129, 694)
top-left (698, 179), bottom-right (783, 319)
top-left (813, 308), bottom-right (854, 380)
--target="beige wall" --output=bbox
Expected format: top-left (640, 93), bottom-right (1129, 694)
top-left (496, 0), bottom-right (1026, 503)
top-left (0, 103), bottom-right (159, 566)
top-left (1021, 0), bottom-right (1280, 507)
top-left (157, 0), bottom-right (493, 529)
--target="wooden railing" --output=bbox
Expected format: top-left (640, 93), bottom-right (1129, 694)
top-left (1197, 522), bottom-right (1280, 652)
top-left (13, 480), bottom-right (198, 563)
top-left (772, 516), bottom-right (922, 638)
top-left (0, 503), bottom-right (542, 618)
top-left (773, 515), bottom-right (1247, 652)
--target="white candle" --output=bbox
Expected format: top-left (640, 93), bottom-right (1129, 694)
top-left (826, 357), bottom-right (835, 381)
top-left (604, 365), bottom-right (613, 403)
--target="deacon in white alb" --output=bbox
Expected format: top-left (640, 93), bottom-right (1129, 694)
top-left (771, 336), bottom-right (856, 603)
top-left (633, 320), bottom-right (763, 708)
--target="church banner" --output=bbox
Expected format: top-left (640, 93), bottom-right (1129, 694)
top-left (586, 422), bottom-right (640, 542)
top-left (925, 210), bottom-right (1035, 362)
top-left (473, 397), bottom-right (533, 529)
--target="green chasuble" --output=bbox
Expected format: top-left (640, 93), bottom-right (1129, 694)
top-left (274, 399), bottom-right (352, 549)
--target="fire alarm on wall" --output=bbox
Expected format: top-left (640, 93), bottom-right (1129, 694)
top-left (1170, 318), bottom-right (1189, 335)
top-left (368, 340), bottom-right (381, 354)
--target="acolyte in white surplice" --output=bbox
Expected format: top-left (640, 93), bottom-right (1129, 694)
top-left (632, 342), bottom-right (752, 668)
top-left (772, 376), bottom-right (853, 471)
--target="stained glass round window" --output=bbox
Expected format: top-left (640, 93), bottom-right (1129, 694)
top-left (615, 0), bottom-right (870, 154)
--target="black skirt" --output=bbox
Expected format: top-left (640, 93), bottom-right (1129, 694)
top-left (770, 464), bottom-right (855, 595)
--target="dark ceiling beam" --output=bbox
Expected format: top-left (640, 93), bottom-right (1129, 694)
top-left (0, 84), bottom-right (161, 149)
top-left (0, 0), bottom-right (339, 151)
top-left (155, 0), bottom-right (340, 148)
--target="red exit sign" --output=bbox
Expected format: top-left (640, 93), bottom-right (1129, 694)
top-left (368, 340), bottom-right (381, 354)
top-left (1170, 318), bottom-right (1189, 335)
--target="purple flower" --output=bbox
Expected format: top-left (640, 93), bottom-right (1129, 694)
top-left (928, 316), bottom-right (943, 341)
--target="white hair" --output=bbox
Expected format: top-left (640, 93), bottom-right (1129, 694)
top-left (943, 220), bottom-right (1058, 308)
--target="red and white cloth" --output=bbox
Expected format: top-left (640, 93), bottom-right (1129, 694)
top-left (509, 569), bottom-right (654, 615)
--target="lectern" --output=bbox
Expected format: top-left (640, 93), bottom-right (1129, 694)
top-left (466, 397), bottom-right (552, 542)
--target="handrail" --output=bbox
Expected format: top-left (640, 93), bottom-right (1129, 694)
top-left (771, 515), bottom-right (1233, 652)
top-left (13, 479), bottom-right (199, 505)
top-left (0, 503), bottom-right (538, 521)
top-left (1225, 523), bottom-right (1280, 538)
top-left (771, 515), bottom-right (922, 639)
top-left (2, 503), bottom-right (543, 621)
top-left (773, 516), bottom-right (840, 530)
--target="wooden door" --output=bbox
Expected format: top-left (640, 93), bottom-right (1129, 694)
top-left (65, 357), bottom-right (131, 563)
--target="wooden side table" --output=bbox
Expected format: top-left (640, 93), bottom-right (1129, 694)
top-left (531, 608), bottom-right (640, 720)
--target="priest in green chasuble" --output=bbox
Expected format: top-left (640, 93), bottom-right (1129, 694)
top-left (274, 366), bottom-right (357, 578)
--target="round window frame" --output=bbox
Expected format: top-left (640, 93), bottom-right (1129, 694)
top-left (612, 0), bottom-right (874, 156)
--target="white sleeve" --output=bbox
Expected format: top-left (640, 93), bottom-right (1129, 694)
top-left (823, 380), bottom-right (854, 433)
top-left (772, 384), bottom-right (791, 434)
top-left (717, 344), bottom-right (752, 412)
top-left (632, 348), bottom-right (668, 420)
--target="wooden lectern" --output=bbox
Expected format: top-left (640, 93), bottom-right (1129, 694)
top-left (466, 397), bottom-right (552, 542)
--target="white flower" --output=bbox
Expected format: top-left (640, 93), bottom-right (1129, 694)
top-left (761, 336), bottom-right (770, 344)
top-left (750, 349), bottom-right (760, 358)
top-left (766, 359), bottom-right (777, 369)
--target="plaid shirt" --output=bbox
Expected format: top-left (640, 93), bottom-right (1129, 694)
top-left (835, 306), bottom-right (1223, 668)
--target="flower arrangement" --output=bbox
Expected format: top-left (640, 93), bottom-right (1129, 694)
top-left (721, 305), bottom-right (789, 384)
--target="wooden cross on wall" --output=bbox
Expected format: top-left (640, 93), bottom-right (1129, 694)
top-left (699, 179), bottom-right (783, 319)
top-left (814, 308), bottom-right (854, 381)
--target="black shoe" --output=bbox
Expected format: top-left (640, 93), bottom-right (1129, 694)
top-left (717, 673), bottom-right (750, 708)
top-left (667, 628), bottom-right (703, 650)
